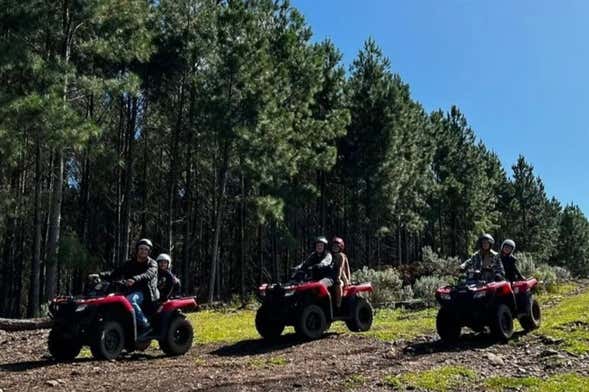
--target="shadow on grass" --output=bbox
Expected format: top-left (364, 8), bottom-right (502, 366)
top-left (403, 330), bottom-right (529, 356)
top-left (0, 351), bottom-right (166, 372)
top-left (211, 331), bottom-right (340, 357)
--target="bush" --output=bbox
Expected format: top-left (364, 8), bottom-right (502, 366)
top-left (412, 275), bottom-right (452, 307)
top-left (515, 253), bottom-right (572, 292)
top-left (516, 252), bottom-right (536, 277)
top-left (352, 266), bottom-right (404, 305)
top-left (400, 285), bottom-right (414, 301)
top-left (552, 266), bottom-right (572, 282)
top-left (422, 246), bottom-right (460, 276)
top-left (535, 263), bottom-right (558, 292)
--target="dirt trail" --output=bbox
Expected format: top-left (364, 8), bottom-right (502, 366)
top-left (2, 291), bottom-right (589, 391)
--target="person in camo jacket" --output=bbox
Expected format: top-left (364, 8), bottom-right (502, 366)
top-left (460, 233), bottom-right (505, 282)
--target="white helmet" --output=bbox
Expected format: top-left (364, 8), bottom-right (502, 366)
top-left (501, 239), bottom-right (516, 253)
top-left (157, 253), bottom-right (172, 268)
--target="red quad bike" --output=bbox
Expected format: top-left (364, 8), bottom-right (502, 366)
top-left (255, 269), bottom-right (374, 340)
top-left (435, 270), bottom-right (541, 342)
top-left (47, 278), bottom-right (197, 361)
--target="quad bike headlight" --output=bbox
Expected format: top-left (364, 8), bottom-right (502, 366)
top-left (75, 304), bottom-right (88, 312)
top-left (473, 291), bottom-right (487, 299)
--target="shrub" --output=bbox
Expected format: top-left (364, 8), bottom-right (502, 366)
top-left (400, 285), bottom-right (414, 301)
top-left (516, 252), bottom-right (536, 278)
top-left (515, 253), bottom-right (572, 292)
top-left (535, 263), bottom-right (558, 292)
top-left (422, 246), bottom-right (460, 276)
top-left (352, 266), bottom-right (404, 305)
top-left (552, 266), bottom-right (572, 282)
top-left (413, 275), bottom-right (452, 307)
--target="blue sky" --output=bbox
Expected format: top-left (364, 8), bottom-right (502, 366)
top-left (293, 0), bottom-right (588, 215)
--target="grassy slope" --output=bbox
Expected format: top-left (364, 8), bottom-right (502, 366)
top-left (189, 283), bottom-right (582, 347)
top-left (188, 282), bottom-right (589, 391)
top-left (188, 307), bottom-right (436, 344)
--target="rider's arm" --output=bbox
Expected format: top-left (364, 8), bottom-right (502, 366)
top-left (460, 257), bottom-right (472, 271)
top-left (316, 252), bottom-right (333, 268)
top-left (493, 255), bottom-right (505, 280)
top-left (511, 256), bottom-right (525, 280)
top-left (132, 260), bottom-right (158, 283)
top-left (295, 253), bottom-right (314, 270)
top-left (343, 256), bottom-right (351, 285)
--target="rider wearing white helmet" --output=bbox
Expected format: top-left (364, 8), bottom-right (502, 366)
top-left (157, 253), bottom-right (181, 300)
top-left (500, 239), bottom-right (525, 281)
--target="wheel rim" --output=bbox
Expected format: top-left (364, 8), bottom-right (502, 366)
top-left (306, 311), bottom-right (321, 332)
top-left (173, 325), bottom-right (190, 346)
top-left (105, 329), bottom-right (121, 353)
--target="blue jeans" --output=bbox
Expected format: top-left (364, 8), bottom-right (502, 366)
top-left (127, 291), bottom-right (150, 329)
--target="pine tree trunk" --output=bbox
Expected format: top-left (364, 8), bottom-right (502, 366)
top-left (208, 142), bottom-right (229, 303)
top-left (240, 171), bottom-right (246, 301)
top-left (28, 137), bottom-right (42, 317)
top-left (120, 96), bottom-right (137, 263)
top-left (45, 148), bottom-right (64, 300)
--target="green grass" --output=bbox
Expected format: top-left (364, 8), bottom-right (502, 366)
top-left (484, 373), bottom-right (589, 392)
top-left (536, 287), bottom-right (589, 354)
top-left (186, 281), bottom-right (587, 347)
top-left (383, 366), bottom-right (476, 391)
top-left (189, 307), bottom-right (437, 344)
top-left (383, 366), bottom-right (589, 392)
top-left (334, 307), bottom-right (437, 341)
top-left (343, 374), bottom-right (366, 389)
top-left (188, 309), bottom-right (281, 343)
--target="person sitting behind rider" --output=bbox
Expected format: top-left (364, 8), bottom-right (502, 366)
top-left (294, 236), bottom-right (333, 290)
top-left (331, 237), bottom-right (351, 309)
top-left (460, 233), bottom-right (505, 282)
top-left (500, 239), bottom-right (525, 282)
top-left (157, 253), bottom-right (181, 300)
top-left (106, 238), bottom-right (159, 335)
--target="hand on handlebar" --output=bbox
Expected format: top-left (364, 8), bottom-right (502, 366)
top-left (125, 279), bottom-right (135, 287)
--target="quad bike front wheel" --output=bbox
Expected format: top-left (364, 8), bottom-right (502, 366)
top-left (491, 304), bottom-right (514, 341)
top-left (295, 304), bottom-right (327, 340)
top-left (48, 327), bottom-right (82, 361)
top-left (255, 306), bottom-right (285, 340)
top-left (90, 320), bottom-right (125, 360)
top-left (159, 316), bottom-right (194, 356)
top-left (519, 297), bottom-right (541, 332)
top-left (436, 307), bottom-right (461, 343)
top-left (345, 297), bottom-right (373, 332)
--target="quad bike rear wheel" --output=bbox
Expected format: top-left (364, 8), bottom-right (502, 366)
top-left (491, 304), bottom-right (514, 341)
top-left (255, 306), bottom-right (285, 340)
top-left (345, 297), bottom-right (373, 332)
top-left (90, 320), bottom-right (125, 360)
top-left (159, 316), bottom-right (193, 356)
top-left (519, 297), bottom-right (541, 332)
top-left (48, 327), bottom-right (82, 361)
top-left (295, 304), bottom-right (327, 340)
top-left (436, 307), bottom-right (461, 343)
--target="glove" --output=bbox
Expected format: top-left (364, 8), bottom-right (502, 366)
top-left (494, 273), bottom-right (505, 282)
